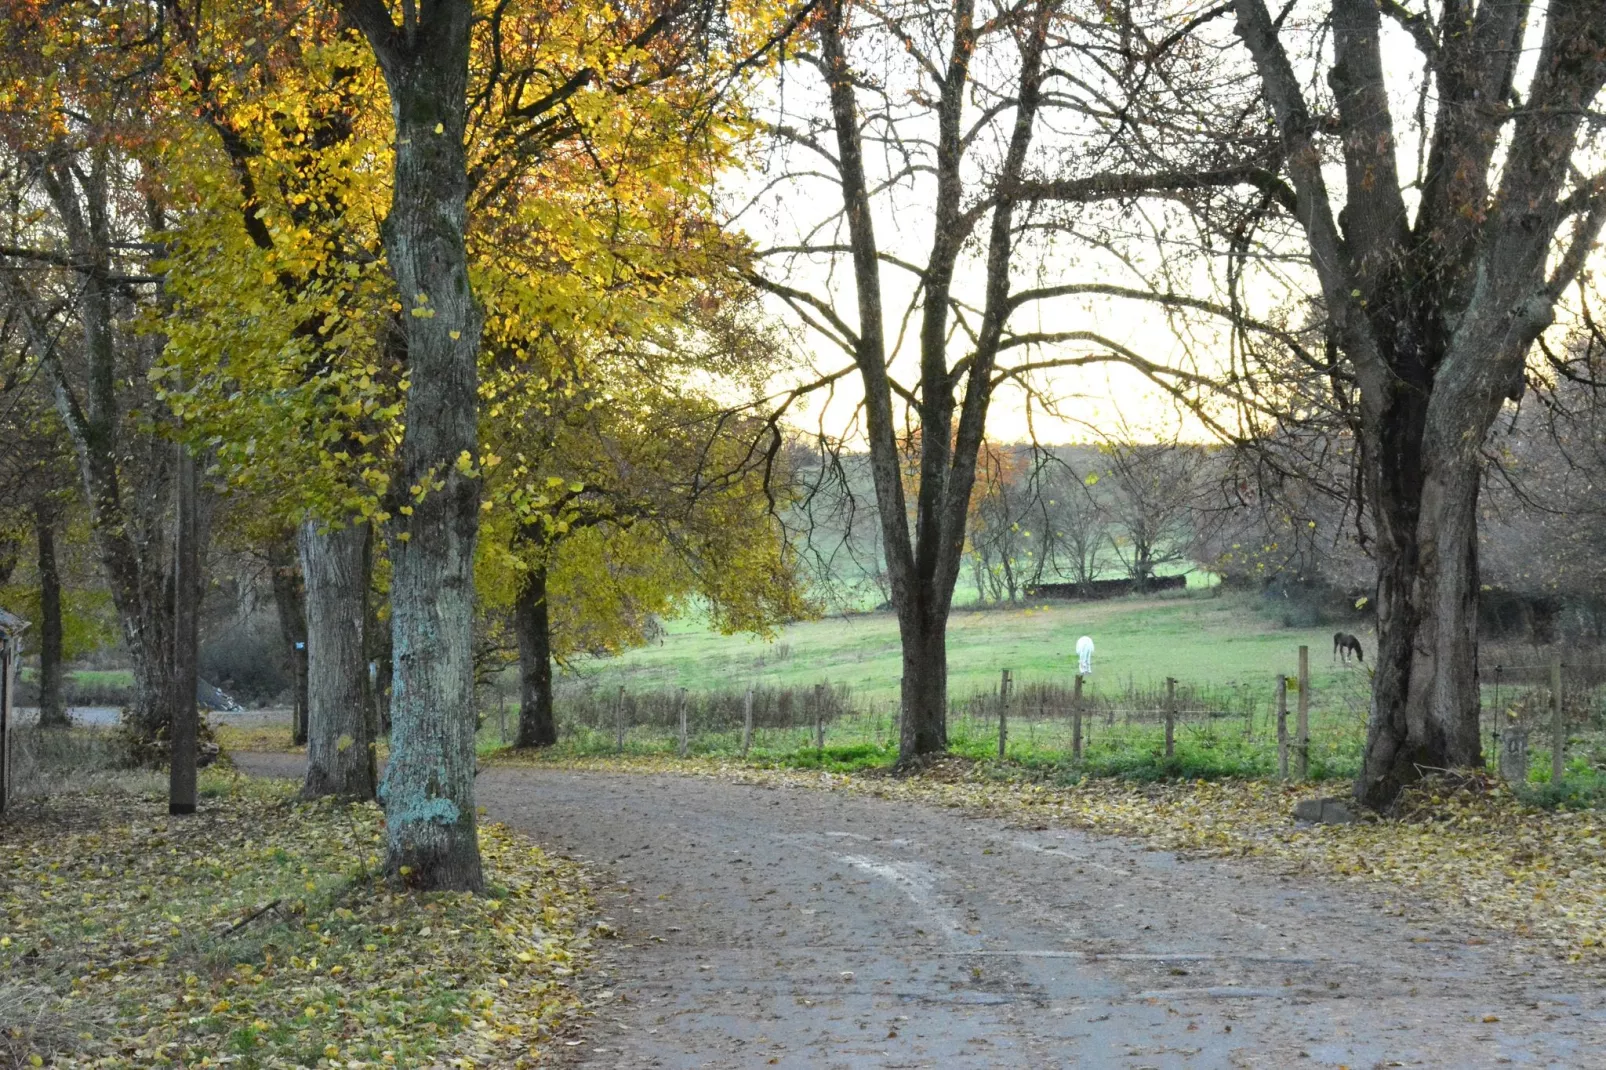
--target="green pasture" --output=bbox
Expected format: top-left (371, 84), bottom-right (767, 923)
top-left (561, 588), bottom-right (1369, 704)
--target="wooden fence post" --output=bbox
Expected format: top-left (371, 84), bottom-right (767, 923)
top-left (1296, 645), bottom-right (1310, 781)
top-left (1072, 673), bottom-right (1084, 760)
top-left (1164, 677), bottom-right (1176, 758)
top-left (998, 668), bottom-right (1012, 758)
top-left (1276, 675), bottom-right (1289, 782)
top-left (678, 687), bottom-right (689, 758)
top-left (814, 683), bottom-right (826, 751)
top-left (742, 686), bottom-right (754, 758)
top-left (615, 686), bottom-right (626, 754)
top-left (1552, 657), bottom-right (1565, 786)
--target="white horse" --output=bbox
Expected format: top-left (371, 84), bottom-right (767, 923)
top-left (1076, 635), bottom-right (1095, 676)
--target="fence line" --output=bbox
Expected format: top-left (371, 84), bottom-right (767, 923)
top-left (538, 653), bottom-right (1603, 786)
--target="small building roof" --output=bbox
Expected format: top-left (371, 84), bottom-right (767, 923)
top-left (0, 607), bottom-right (28, 641)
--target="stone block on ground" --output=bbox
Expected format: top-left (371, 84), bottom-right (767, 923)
top-left (1293, 797), bottom-right (1356, 824)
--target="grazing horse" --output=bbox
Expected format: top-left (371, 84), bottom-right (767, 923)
top-left (1076, 635), bottom-right (1095, 676)
top-left (1333, 632), bottom-right (1364, 664)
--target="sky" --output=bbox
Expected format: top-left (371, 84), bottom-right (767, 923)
top-left (721, 0), bottom-right (1594, 449)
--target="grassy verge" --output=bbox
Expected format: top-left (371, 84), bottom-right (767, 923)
top-left (214, 719), bottom-right (306, 755)
top-left (488, 748), bottom-right (1606, 967)
top-left (486, 715), bottom-right (1368, 784)
top-left (0, 772), bottom-right (594, 1068)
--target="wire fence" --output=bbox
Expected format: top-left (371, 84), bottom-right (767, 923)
top-left (522, 647), bottom-right (1606, 786)
top-left (529, 656), bottom-right (1380, 779)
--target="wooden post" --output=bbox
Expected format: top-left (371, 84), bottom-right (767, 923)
top-left (1072, 674), bottom-right (1084, 760)
top-left (292, 645), bottom-right (307, 747)
top-left (741, 686), bottom-right (754, 757)
top-left (998, 669), bottom-right (1012, 758)
top-left (1275, 675), bottom-right (1289, 782)
top-left (678, 687), bottom-right (689, 758)
top-left (498, 690), bottom-right (507, 745)
top-left (615, 685), bottom-right (625, 754)
top-left (1552, 657), bottom-right (1565, 786)
top-left (1296, 645), bottom-right (1310, 781)
top-left (1164, 677), bottom-right (1176, 758)
top-left (814, 683), bottom-right (826, 751)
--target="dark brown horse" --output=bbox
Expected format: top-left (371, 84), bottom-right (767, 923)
top-left (1333, 632), bottom-right (1364, 664)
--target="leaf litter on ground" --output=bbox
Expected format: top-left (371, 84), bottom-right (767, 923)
top-left (0, 770), bottom-right (595, 1067)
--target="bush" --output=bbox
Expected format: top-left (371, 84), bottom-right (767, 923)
top-left (199, 610), bottom-right (291, 706)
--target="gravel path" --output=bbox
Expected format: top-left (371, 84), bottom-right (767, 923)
top-left (237, 754), bottom-right (1605, 1068)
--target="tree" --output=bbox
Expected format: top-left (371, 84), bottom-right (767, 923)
top-left (156, 0), bottom-right (794, 871)
top-left (267, 538), bottom-right (312, 746)
top-left (1224, 0), bottom-right (1606, 807)
top-left (1481, 341), bottom-right (1606, 620)
top-left (157, 4), bottom-right (400, 801)
top-left (325, 0), bottom-right (790, 886)
top-left (1098, 437), bottom-right (1207, 592)
top-left (991, 0), bottom-right (1606, 807)
top-left (965, 442), bottom-right (1034, 603)
top-left (299, 520), bottom-right (378, 798)
top-left (1041, 453), bottom-right (1107, 597)
top-left (32, 499), bottom-right (65, 727)
top-left (0, 1), bottom-right (206, 761)
top-left (750, 1), bottom-right (1207, 762)
top-left (324, 0), bottom-right (484, 889)
top-left (0, 358), bottom-right (77, 729)
top-left (486, 393), bottom-right (810, 747)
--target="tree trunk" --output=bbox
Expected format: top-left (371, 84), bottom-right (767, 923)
top-left (897, 600), bottom-right (949, 759)
top-left (348, 1), bottom-right (485, 890)
top-left (1224, 0), bottom-right (1606, 811)
top-left (803, 0), bottom-right (1049, 768)
top-left (168, 446), bottom-right (199, 816)
top-left (0, 531), bottom-right (18, 587)
top-left (34, 502), bottom-right (67, 729)
top-left (299, 520), bottom-right (377, 801)
top-left (1356, 447), bottom-right (1485, 809)
top-left (268, 538), bottom-right (310, 746)
top-left (513, 563), bottom-right (557, 747)
top-left (366, 568), bottom-right (390, 738)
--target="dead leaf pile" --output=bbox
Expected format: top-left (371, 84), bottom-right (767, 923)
top-left (0, 772), bottom-right (593, 1067)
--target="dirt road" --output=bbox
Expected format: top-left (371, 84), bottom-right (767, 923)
top-left (238, 755), bottom-right (1604, 1068)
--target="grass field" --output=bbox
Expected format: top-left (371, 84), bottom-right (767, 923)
top-left (16, 667), bottom-right (134, 688)
top-left (501, 589), bottom-right (1383, 782)
top-left (559, 588), bottom-right (1368, 704)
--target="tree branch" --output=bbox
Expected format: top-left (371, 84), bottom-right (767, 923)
top-left (1016, 163), bottom-right (1298, 214)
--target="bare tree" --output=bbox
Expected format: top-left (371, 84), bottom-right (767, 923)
top-left (1230, 0), bottom-right (1606, 808)
top-left (1005, 0), bottom-right (1606, 807)
top-left (748, 0), bottom-right (1209, 761)
top-left (1482, 339), bottom-right (1606, 618)
top-left (1043, 452), bottom-right (1108, 596)
top-left (1098, 437), bottom-right (1207, 591)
